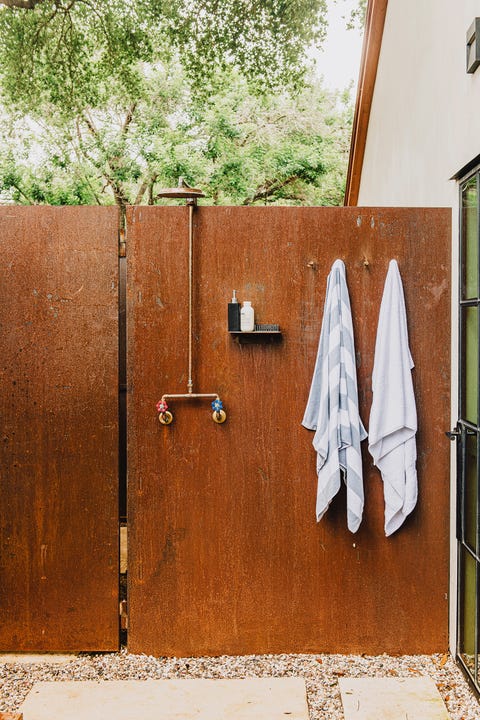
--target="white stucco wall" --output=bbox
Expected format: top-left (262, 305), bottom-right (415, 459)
top-left (358, 0), bottom-right (480, 208)
top-left (357, 1), bottom-right (480, 657)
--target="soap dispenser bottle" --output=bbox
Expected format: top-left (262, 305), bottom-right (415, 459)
top-left (240, 300), bottom-right (255, 332)
top-left (228, 290), bottom-right (241, 331)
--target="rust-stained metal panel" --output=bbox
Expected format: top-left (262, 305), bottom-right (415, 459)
top-left (127, 206), bottom-right (451, 656)
top-left (0, 206), bottom-right (119, 652)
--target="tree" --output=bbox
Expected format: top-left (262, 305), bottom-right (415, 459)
top-left (0, 67), bottom-right (353, 207)
top-left (0, 0), bottom-right (328, 115)
top-left (0, 1), bottom-right (355, 211)
top-left (195, 72), bottom-right (352, 206)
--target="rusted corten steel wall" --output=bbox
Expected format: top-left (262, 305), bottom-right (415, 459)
top-left (0, 207), bottom-right (119, 652)
top-left (127, 206), bottom-right (451, 657)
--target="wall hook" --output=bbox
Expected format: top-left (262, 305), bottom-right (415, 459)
top-left (363, 257), bottom-right (370, 268)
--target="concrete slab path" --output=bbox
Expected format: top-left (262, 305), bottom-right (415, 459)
top-left (20, 677), bottom-right (309, 720)
top-left (339, 677), bottom-right (450, 720)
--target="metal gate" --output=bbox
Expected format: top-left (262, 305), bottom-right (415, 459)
top-left (126, 206), bottom-right (451, 657)
top-left (0, 207), bottom-right (119, 652)
top-left (0, 205), bottom-right (451, 654)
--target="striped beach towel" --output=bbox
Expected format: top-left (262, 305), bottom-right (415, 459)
top-left (302, 259), bottom-right (367, 533)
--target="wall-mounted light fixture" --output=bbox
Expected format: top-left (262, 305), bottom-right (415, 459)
top-left (467, 18), bottom-right (480, 73)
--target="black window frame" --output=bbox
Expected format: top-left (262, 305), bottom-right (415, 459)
top-left (457, 162), bottom-right (480, 695)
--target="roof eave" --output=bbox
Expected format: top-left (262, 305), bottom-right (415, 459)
top-left (344, 0), bottom-right (389, 206)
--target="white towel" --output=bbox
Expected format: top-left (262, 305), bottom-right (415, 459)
top-left (368, 259), bottom-right (417, 536)
top-left (302, 259), bottom-right (367, 533)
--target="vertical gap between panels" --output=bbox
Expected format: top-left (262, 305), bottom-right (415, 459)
top-left (119, 237), bottom-right (128, 646)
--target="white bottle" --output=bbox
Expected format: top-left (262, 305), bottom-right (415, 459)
top-left (240, 301), bottom-right (255, 332)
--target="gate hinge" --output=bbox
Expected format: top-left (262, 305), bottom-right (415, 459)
top-left (119, 228), bottom-right (126, 258)
top-left (119, 599), bottom-right (128, 630)
top-left (446, 427), bottom-right (461, 441)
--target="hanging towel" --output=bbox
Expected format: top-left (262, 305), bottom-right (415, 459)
top-left (368, 259), bottom-right (417, 537)
top-left (302, 259), bottom-right (367, 533)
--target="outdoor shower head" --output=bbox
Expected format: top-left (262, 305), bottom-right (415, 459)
top-left (155, 177), bottom-right (205, 200)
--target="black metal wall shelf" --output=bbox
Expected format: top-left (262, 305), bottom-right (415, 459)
top-left (229, 330), bottom-right (282, 344)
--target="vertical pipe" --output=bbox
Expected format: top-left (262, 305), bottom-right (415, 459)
top-left (187, 202), bottom-right (194, 393)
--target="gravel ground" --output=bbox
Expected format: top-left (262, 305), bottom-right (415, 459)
top-left (0, 651), bottom-right (479, 719)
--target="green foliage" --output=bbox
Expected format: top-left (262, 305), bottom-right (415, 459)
top-left (0, 0), bottom-right (327, 115)
top-left (0, 1), bottom-right (355, 208)
top-left (194, 72), bottom-right (352, 205)
top-left (336, 0), bottom-right (367, 31)
top-left (0, 1), bottom-right (153, 114)
top-left (0, 66), bottom-right (353, 207)
top-left (0, 155), bottom-right (101, 205)
top-left (163, 0), bottom-right (328, 91)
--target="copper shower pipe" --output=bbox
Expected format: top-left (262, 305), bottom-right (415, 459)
top-left (155, 180), bottom-right (226, 424)
top-left (174, 198), bottom-right (196, 396)
top-left (187, 200), bottom-right (194, 393)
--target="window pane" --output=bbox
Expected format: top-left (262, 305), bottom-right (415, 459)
top-left (461, 307), bottom-right (478, 423)
top-left (462, 176), bottom-right (478, 300)
top-left (459, 546), bottom-right (477, 677)
top-left (464, 432), bottom-right (478, 553)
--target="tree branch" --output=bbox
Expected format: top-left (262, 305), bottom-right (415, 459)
top-left (104, 172), bottom-right (130, 209)
top-left (76, 0), bottom-right (115, 56)
top-left (134, 171), bottom-right (158, 205)
top-left (80, 113), bottom-right (130, 209)
top-left (239, 114), bottom-right (288, 146)
top-left (0, 0), bottom-right (44, 8)
top-left (243, 174), bottom-right (300, 205)
top-left (7, 181), bottom-right (36, 204)
top-left (148, 180), bottom-right (155, 205)
top-left (122, 103), bottom-right (137, 135)
top-left (134, 178), bottom-right (149, 206)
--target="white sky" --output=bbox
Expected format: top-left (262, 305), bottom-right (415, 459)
top-left (312, 0), bottom-right (364, 91)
